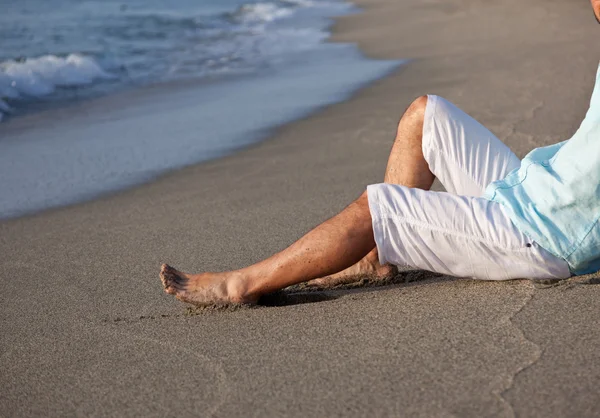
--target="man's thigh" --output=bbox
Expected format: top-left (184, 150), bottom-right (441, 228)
top-left (422, 95), bottom-right (521, 197)
top-left (367, 183), bottom-right (570, 280)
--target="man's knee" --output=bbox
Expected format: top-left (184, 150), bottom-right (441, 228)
top-left (405, 95), bottom-right (428, 118)
top-left (409, 95), bottom-right (429, 114)
top-left (398, 95), bottom-right (428, 131)
top-left (395, 95), bottom-right (429, 142)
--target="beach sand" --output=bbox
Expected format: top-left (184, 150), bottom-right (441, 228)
top-left (2, 0), bottom-right (600, 416)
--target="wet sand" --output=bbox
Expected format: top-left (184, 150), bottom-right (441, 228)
top-left (2, 0), bottom-right (600, 416)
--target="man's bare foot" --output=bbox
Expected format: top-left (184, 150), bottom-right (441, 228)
top-left (160, 264), bottom-right (255, 306)
top-left (304, 250), bottom-right (396, 289)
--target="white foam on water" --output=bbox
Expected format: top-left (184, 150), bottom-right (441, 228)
top-left (0, 0), bottom-right (402, 218)
top-left (0, 54), bottom-right (114, 119)
top-left (282, 0), bottom-right (317, 6)
top-left (0, 1), bottom-right (354, 121)
top-left (235, 2), bottom-right (294, 23)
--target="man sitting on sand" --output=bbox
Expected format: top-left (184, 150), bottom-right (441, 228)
top-left (160, 0), bottom-right (600, 306)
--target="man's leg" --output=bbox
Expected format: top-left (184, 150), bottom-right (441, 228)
top-left (307, 96), bottom-right (434, 287)
top-left (309, 94), bottom-right (523, 287)
top-left (161, 192), bottom-right (376, 305)
top-left (161, 97), bottom-right (436, 303)
top-left (160, 95), bottom-right (526, 305)
top-left (383, 95), bottom-right (435, 188)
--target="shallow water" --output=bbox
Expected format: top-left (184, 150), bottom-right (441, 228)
top-left (1, 0), bottom-right (355, 119)
top-left (0, 0), bottom-right (401, 218)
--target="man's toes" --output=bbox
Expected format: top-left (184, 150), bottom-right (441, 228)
top-left (161, 274), bottom-right (177, 294)
top-left (161, 263), bottom-right (176, 276)
top-left (160, 266), bottom-right (181, 294)
top-left (159, 266), bottom-right (170, 283)
top-left (164, 286), bottom-right (177, 295)
top-left (162, 263), bottom-right (189, 280)
top-left (163, 277), bottom-right (184, 295)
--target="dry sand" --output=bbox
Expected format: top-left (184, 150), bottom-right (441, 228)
top-left (2, 0), bottom-right (600, 416)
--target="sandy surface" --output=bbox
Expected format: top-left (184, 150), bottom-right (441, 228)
top-left (2, 0), bottom-right (600, 416)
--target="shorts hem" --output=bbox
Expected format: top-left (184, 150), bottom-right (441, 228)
top-left (367, 185), bottom-right (389, 266)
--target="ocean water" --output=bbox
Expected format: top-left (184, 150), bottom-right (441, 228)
top-left (0, 0), bottom-right (401, 218)
top-left (1, 0), bottom-right (356, 119)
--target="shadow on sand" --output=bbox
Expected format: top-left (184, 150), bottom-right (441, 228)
top-left (110, 271), bottom-right (600, 322)
top-left (103, 270), bottom-right (600, 324)
top-left (256, 268), bottom-right (600, 307)
top-left (256, 269), bottom-right (446, 307)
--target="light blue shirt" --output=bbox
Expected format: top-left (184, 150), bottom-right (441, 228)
top-left (484, 62), bottom-right (600, 275)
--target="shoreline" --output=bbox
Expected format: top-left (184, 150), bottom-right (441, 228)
top-left (2, 0), bottom-right (600, 416)
top-left (0, 0), bottom-right (358, 123)
top-left (0, 4), bottom-right (401, 220)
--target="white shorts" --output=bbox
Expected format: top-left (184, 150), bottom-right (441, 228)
top-left (367, 95), bottom-right (570, 280)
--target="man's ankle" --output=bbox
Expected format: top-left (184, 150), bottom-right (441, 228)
top-left (226, 272), bottom-right (254, 304)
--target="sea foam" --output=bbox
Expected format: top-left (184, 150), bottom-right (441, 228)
top-left (235, 2), bottom-right (294, 22)
top-left (0, 0), bottom-right (349, 121)
top-left (0, 54), bottom-right (114, 120)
